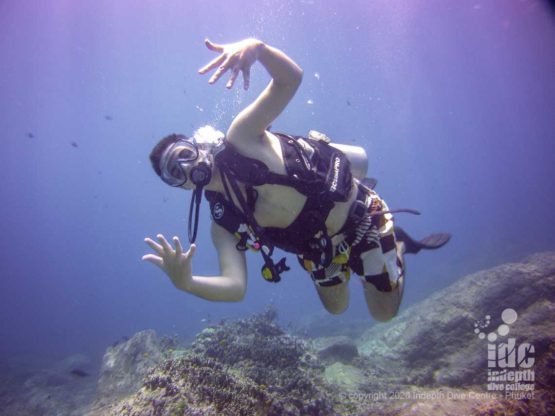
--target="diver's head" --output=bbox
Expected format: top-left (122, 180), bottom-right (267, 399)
top-left (150, 126), bottom-right (224, 189)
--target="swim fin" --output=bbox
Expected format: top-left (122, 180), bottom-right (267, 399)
top-left (394, 227), bottom-right (451, 254)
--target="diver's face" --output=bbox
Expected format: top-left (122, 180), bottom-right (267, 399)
top-left (159, 139), bottom-right (199, 187)
top-left (188, 149), bottom-right (213, 187)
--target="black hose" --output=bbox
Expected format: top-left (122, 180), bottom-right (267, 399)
top-left (188, 187), bottom-right (203, 243)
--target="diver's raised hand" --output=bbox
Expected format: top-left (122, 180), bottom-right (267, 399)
top-left (198, 38), bottom-right (263, 90)
top-left (142, 234), bottom-right (196, 291)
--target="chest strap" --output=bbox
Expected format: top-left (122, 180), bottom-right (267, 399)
top-left (218, 167), bottom-right (290, 283)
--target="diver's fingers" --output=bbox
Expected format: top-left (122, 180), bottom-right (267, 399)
top-left (208, 55), bottom-right (234, 84)
top-left (198, 54), bottom-right (226, 75)
top-left (142, 254), bottom-right (164, 269)
top-left (186, 243), bottom-right (197, 258)
top-left (157, 234), bottom-right (173, 254)
top-left (144, 237), bottom-right (163, 255)
top-left (174, 236), bottom-right (183, 256)
top-left (204, 39), bottom-right (224, 52)
top-left (226, 68), bottom-right (240, 89)
top-left (242, 67), bottom-right (251, 90)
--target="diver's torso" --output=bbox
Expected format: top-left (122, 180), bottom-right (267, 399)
top-left (230, 131), bottom-right (356, 236)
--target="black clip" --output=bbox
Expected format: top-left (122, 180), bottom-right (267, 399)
top-left (261, 257), bottom-right (290, 283)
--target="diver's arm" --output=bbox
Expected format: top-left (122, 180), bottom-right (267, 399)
top-left (188, 223), bottom-right (248, 301)
top-left (142, 226), bottom-right (247, 301)
top-left (227, 41), bottom-right (303, 142)
top-left (198, 38), bottom-right (303, 142)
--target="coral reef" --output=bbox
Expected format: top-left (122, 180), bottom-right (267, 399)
top-left (90, 252), bottom-right (555, 416)
top-left (4, 252), bottom-right (553, 416)
top-left (90, 308), bottom-right (338, 415)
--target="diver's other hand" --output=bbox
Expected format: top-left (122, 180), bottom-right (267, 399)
top-left (142, 234), bottom-right (196, 291)
top-left (198, 38), bottom-right (263, 90)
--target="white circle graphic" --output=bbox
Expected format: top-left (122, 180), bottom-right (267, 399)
top-left (497, 324), bottom-right (510, 336)
top-left (501, 308), bottom-right (518, 325)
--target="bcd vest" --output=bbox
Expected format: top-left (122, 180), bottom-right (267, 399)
top-left (205, 132), bottom-right (353, 282)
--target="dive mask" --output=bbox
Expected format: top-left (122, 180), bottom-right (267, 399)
top-left (158, 131), bottom-right (224, 244)
top-left (159, 137), bottom-right (200, 187)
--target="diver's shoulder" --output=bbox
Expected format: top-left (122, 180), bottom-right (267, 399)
top-left (226, 129), bottom-right (275, 154)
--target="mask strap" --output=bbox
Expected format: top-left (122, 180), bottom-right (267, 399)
top-left (188, 186), bottom-right (203, 243)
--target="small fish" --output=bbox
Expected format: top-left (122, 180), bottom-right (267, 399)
top-left (27, 132), bottom-right (35, 138)
top-left (346, 100), bottom-right (351, 106)
top-left (70, 368), bottom-right (89, 377)
top-left (71, 141), bottom-right (79, 148)
top-left (104, 115), bottom-right (113, 121)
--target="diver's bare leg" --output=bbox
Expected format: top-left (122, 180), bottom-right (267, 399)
top-left (314, 278), bottom-right (350, 315)
top-left (361, 241), bottom-right (405, 321)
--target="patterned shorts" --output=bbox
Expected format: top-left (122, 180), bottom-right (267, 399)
top-left (300, 187), bottom-right (404, 291)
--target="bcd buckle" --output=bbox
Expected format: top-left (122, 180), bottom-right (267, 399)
top-left (307, 230), bottom-right (333, 268)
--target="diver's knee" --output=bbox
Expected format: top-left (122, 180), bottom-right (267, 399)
top-left (361, 279), bottom-right (401, 321)
top-left (322, 298), bottom-right (349, 315)
top-left (366, 299), bottom-right (400, 322)
top-left (315, 281), bottom-right (349, 315)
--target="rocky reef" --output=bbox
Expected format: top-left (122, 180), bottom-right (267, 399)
top-left (96, 329), bottom-right (166, 405)
top-left (88, 251), bottom-right (555, 416)
top-left (335, 251), bottom-right (555, 415)
top-left (3, 251), bottom-right (554, 415)
top-left (88, 308), bottom-right (337, 415)
top-left (0, 353), bottom-right (98, 416)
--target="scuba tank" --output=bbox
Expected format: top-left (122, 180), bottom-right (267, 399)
top-left (308, 130), bottom-right (368, 180)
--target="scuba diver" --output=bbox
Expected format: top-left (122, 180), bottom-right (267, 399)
top-left (143, 38), bottom-right (450, 321)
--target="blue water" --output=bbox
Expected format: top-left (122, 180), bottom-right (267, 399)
top-left (1, 0), bottom-right (554, 366)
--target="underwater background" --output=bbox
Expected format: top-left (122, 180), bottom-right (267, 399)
top-left (1, 0), bottom-right (554, 374)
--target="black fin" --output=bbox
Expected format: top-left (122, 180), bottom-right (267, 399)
top-left (361, 177), bottom-right (378, 189)
top-left (419, 233), bottom-right (451, 249)
top-left (395, 227), bottom-right (451, 254)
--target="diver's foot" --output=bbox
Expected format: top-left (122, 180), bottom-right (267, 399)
top-left (395, 227), bottom-right (451, 254)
